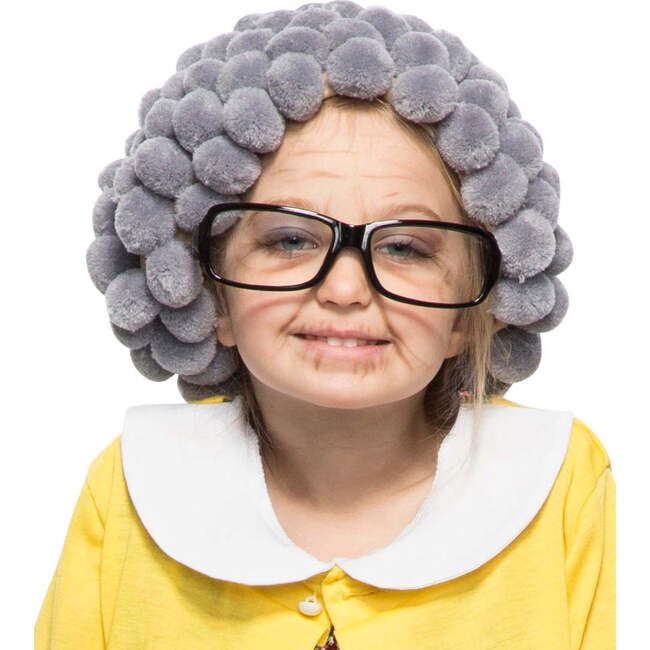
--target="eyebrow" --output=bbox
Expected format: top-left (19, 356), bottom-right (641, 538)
top-left (255, 195), bottom-right (444, 221)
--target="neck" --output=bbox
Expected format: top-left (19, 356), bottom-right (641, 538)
top-left (248, 381), bottom-right (451, 514)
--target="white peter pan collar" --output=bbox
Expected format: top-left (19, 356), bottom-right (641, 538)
top-left (120, 396), bottom-right (573, 590)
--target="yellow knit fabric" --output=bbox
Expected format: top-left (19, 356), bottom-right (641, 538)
top-left (35, 395), bottom-right (615, 649)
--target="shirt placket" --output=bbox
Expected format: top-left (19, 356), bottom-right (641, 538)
top-left (306, 565), bottom-right (381, 646)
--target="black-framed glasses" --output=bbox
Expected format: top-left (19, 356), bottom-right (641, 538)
top-left (192, 202), bottom-right (502, 309)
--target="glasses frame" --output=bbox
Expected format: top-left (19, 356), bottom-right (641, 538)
top-left (192, 202), bottom-right (502, 309)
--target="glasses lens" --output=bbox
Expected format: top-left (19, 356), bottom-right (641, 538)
top-left (369, 224), bottom-right (489, 305)
top-left (208, 208), bottom-right (332, 287)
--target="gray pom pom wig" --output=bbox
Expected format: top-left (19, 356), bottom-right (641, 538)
top-left (87, 1), bottom-right (572, 409)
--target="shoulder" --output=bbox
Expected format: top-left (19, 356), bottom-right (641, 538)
top-left (489, 395), bottom-right (612, 515)
top-left (85, 434), bottom-right (122, 523)
top-left (562, 414), bottom-right (613, 532)
top-left (84, 397), bottom-right (237, 526)
top-left (489, 395), bottom-right (611, 474)
top-left (83, 396), bottom-right (232, 514)
top-left (565, 415), bottom-right (612, 476)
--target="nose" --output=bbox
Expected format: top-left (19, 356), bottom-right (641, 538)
top-left (314, 247), bottom-right (374, 307)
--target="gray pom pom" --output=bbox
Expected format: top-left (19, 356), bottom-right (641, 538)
top-left (138, 88), bottom-right (161, 128)
top-left (507, 98), bottom-right (521, 118)
top-left (256, 10), bottom-right (296, 33)
top-left (460, 152), bottom-right (529, 225)
top-left (465, 62), bottom-right (508, 94)
top-left (267, 52), bottom-right (325, 122)
top-left (498, 118), bottom-right (543, 180)
top-left (86, 235), bottom-right (140, 293)
top-left (180, 344), bottom-right (239, 385)
top-left (133, 135), bottom-right (195, 199)
top-left (98, 159), bottom-right (122, 191)
top-left (144, 238), bottom-right (203, 308)
top-left (176, 43), bottom-right (204, 72)
top-left (488, 273), bottom-right (556, 326)
top-left (182, 58), bottom-right (224, 94)
top-left (216, 50), bottom-right (270, 103)
top-left (521, 275), bottom-right (569, 333)
top-left (210, 207), bottom-right (242, 235)
top-left (325, 2), bottom-right (363, 20)
top-left (326, 36), bottom-right (394, 99)
top-left (493, 208), bottom-right (556, 281)
top-left (131, 345), bottom-right (175, 381)
top-left (124, 129), bottom-right (139, 156)
top-left (177, 376), bottom-right (225, 403)
top-left (539, 161), bottom-right (561, 197)
top-left (114, 185), bottom-right (176, 255)
top-left (234, 13), bottom-right (263, 32)
top-left (160, 70), bottom-right (186, 100)
top-left (150, 325), bottom-right (217, 375)
top-left (390, 64), bottom-right (458, 123)
top-left (111, 318), bottom-right (159, 349)
top-left (159, 288), bottom-right (217, 343)
top-left (545, 225), bottom-right (574, 275)
top-left (92, 189), bottom-right (117, 236)
top-left (458, 78), bottom-right (509, 126)
top-left (223, 87), bottom-right (285, 153)
top-left (321, 17), bottom-right (385, 50)
top-left (125, 128), bottom-right (146, 156)
top-left (172, 88), bottom-right (224, 153)
top-left (287, 7), bottom-right (339, 31)
top-left (202, 32), bottom-right (237, 60)
top-left (265, 26), bottom-right (330, 66)
top-left (489, 326), bottom-right (541, 383)
top-left (175, 182), bottom-right (230, 232)
top-left (524, 175), bottom-right (559, 228)
top-left (516, 118), bottom-right (543, 151)
top-left (435, 102), bottom-right (499, 172)
top-left (193, 135), bottom-right (261, 195)
top-left (227, 28), bottom-right (275, 59)
top-left (105, 267), bottom-right (161, 332)
top-left (402, 14), bottom-right (434, 34)
top-left (433, 29), bottom-right (473, 82)
top-left (112, 157), bottom-right (140, 199)
top-left (390, 31), bottom-right (450, 74)
top-left (355, 6), bottom-right (410, 50)
top-left (144, 98), bottom-right (177, 139)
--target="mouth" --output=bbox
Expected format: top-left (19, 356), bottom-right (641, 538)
top-left (293, 333), bottom-right (391, 348)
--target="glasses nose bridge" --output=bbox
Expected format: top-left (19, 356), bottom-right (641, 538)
top-left (321, 220), bottom-right (371, 281)
top-left (338, 221), bottom-right (369, 252)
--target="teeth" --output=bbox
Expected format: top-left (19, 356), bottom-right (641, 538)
top-left (328, 337), bottom-right (369, 347)
top-left (302, 334), bottom-right (381, 346)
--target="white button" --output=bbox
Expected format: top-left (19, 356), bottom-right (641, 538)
top-left (298, 593), bottom-right (322, 616)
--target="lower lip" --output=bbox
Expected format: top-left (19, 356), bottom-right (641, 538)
top-left (293, 335), bottom-right (391, 358)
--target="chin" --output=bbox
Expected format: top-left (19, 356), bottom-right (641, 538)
top-left (284, 385), bottom-right (400, 411)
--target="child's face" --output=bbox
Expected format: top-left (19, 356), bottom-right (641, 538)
top-left (215, 104), bottom-right (472, 410)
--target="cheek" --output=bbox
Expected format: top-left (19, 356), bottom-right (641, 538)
top-left (223, 293), bottom-right (300, 348)
top-left (391, 308), bottom-right (459, 369)
top-left (392, 304), bottom-right (456, 346)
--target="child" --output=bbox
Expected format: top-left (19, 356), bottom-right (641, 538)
top-left (36, 3), bottom-right (615, 649)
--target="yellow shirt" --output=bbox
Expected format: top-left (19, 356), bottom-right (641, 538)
top-left (35, 396), bottom-right (615, 649)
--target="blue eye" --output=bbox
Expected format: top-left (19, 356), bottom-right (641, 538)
top-left (375, 238), bottom-right (430, 260)
top-left (276, 235), bottom-right (314, 252)
top-left (262, 230), bottom-right (320, 256)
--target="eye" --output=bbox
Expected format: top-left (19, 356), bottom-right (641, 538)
top-left (262, 229), bottom-right (320, 255)
top-left (374, 237), bottom-right (431, 260)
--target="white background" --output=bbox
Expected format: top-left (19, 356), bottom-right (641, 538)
top-left (2, 0), bottom-right (645, 645)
